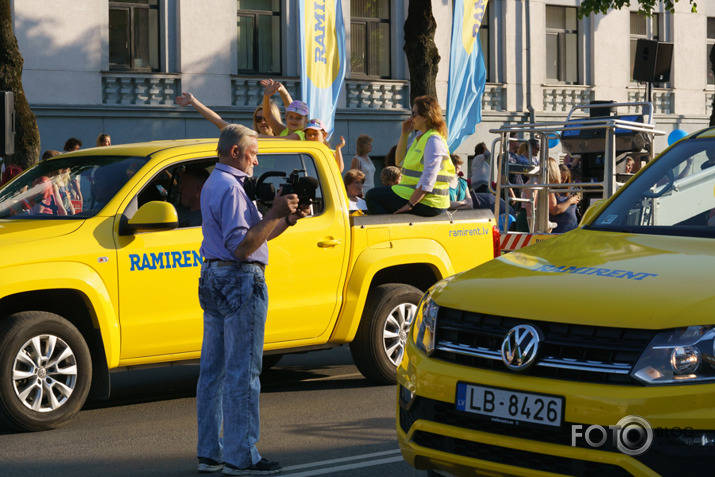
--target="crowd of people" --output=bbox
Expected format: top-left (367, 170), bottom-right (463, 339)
top-left (1, 83), bottom-right (591, 234)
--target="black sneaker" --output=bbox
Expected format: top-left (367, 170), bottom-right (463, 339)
top-left (197, 457), bottom-right (224, 473)
top-left (222, 458), bottom-right (282, 475)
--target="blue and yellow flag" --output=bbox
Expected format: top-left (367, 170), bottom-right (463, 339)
top-left (447, 0), bottom-right (488, 151)
top-left (298, 0), bottom-right (346, 137)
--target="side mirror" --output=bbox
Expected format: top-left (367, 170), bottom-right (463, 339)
top-left (119, 201), bottom-right (178, 235)
top-left (579, 199), bottom-right (606, 226)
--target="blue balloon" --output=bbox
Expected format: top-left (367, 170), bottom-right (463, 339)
top-left (547, 132), bottom-right (560, 149)
top-left (668, 129), bottom-right (688, 146)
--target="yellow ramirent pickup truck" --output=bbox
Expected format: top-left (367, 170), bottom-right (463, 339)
top-left (0, 138), bottom-right (498, 431)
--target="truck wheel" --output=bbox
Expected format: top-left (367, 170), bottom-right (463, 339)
top-left (350, 284), bottom-right (422, 385)
top-left (0, 311), bottom-right (92, 432)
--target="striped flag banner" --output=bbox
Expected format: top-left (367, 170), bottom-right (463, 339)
top-left (447, 0), bottom-right (488, 152)
top-left (298, 0), bottom-right (346, 137)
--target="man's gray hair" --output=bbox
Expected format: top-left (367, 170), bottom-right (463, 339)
top-left (217, 124), bottom-right (258, 158)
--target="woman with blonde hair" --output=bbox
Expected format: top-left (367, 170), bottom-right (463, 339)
top-left (549, 157), bottom-right (580, 233)
top-left (365, 95), bottom-right (454, 217)
top-left (96, 133), bottom-right (111, 147)
top-left (351, 134), bottom-right (376, 193)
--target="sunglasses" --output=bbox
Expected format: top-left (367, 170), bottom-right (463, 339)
top-left (411, 110), bottom-right (418, 118)
top-left (255, 115), bottom-right (265, 122)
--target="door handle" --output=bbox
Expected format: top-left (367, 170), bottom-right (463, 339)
top-left (318, 238), bottom-right (341, 248)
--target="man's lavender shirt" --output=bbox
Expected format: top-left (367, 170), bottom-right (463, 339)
top-left (200, 162), bottom-right (268, 265)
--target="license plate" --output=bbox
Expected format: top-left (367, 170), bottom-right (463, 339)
top-left (456, 382), bottom-right (563, 427)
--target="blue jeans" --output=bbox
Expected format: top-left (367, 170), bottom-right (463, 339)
top-left (196, 262), bottom-right (268, 468)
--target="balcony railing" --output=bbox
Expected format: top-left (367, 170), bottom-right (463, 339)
top-left (102, 73), bottom-right (180, 105)
top-left (231, 77), bottom-right (410, 111)
top-left (542, 86), bottom-right (594, 112)
top-left (627, 89), bottom-right (674, 114)
top-left (482, 84), bottom-right (505, 112)
top-left (231, 77), bottom-right (300, 108)
top-left (344, 79), bottom-right (410, 110)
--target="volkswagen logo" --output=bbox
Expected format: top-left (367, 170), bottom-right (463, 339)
top-left (501, 324), bottom-right (542, 371)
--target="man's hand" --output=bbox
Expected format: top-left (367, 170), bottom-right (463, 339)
top-left (270, 189), bottom-right (299, 218)
top-left (285, 203), bottom-right (310, 225)
top-left (175, 92), bottom-right (194, 106)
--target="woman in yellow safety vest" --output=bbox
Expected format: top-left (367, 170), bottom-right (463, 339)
top-left (365, 95), bottom-right (454, 216)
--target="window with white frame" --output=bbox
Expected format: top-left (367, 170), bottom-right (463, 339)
top-left (545, 6), bottom-right (579, 84)
top-left (109, 0), bottom-right (160, 71)
top-left (708, 18), bottom-right (715, 85)
top-left (350, 0), bottom-right (391, 78)
top-left (630, 12), bottom-right (660, 82)
top-left (237, 0), bottom-right (281, 75)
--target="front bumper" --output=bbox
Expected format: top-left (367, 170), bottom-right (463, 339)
top-left (397, 340), bottom-right (715, 476)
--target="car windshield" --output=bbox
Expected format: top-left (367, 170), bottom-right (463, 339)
top-left (0, 156), bottom-right (148, 219)
top-left (590, 136), bottom-right (715, 238)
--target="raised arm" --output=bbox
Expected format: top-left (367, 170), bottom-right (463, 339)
top-left (176, 92), bottom-right (229, 130)
top-left (334, 136), bottom-right (345, 172)
top-left (395, 118), bottom-right (412, 167)
top-left (276, 83), bottom-right (294, 108)
top-left (260, 79), bottom-right (287, 135)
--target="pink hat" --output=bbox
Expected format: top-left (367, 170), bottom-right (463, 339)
top-left (286, 100), bottom-right (309, 117)
top-left (304, 118), bottom-right (326, 131)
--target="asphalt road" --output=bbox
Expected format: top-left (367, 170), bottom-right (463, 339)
top-left (0, 347), bottom-right (425, 477)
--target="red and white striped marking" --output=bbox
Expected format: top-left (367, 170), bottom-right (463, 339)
top-left (500, 233), bottom-right (556, 251)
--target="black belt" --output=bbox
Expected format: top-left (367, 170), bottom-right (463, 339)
top-left (204, 259), bottom-right (265, 271)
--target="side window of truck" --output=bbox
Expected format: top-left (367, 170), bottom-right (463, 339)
top-left (129, 159), bottom-right (215, 227)
top-left (254, 153), bottom-right (325, 216)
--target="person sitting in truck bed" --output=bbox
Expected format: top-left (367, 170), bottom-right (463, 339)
top-left (449, 154), bottom-right (473, 210)
top-left (548, 157), bottom-right (580, 233)
top-left (365, 95), bottom-right (454, 217)
top-left (344, 169), bottom-right (368, 214)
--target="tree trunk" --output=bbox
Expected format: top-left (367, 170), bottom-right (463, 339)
top-left (404, 0), bottom-right (440, 104)
top-left (0, 0), bottom-right (40, 170)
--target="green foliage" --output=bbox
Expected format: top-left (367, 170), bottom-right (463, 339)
top-left (579, 0), bottom-right (697, 18)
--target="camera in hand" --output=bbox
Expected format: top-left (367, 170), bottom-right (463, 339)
top-left (280, 169), bottom-right (318, 207)
top-left (245, 169), bottom-right (317, 208)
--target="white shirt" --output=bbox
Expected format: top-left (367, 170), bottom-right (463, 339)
top-left (470, 153), bottom-right (490, 187)
top-left (413, 134), bottom-right (449, 192)
top-left (352, 155), bottom-right (375, 193)
top-left (349, 197), bottom-right (367, 211)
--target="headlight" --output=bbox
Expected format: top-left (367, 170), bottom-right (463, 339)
top-left (632, 326), bottom-right (715, 384)
top-left (411, 291), bottom-right (440, 355)
top-left (411, 275), bottom-right (457, 355)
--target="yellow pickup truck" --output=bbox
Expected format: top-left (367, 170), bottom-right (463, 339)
top-left (397, 128), bottom-right (715, 475)
top-left (0, 138), bottom-right (498, 432)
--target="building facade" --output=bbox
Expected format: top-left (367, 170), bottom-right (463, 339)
top-left (10, 0), bottom-right (715, 159)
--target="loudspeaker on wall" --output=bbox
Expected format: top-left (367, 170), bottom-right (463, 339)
top-left (633, 39), bottom-right (658, 83)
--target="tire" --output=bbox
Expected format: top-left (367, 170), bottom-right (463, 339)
top-left (0, 311), bottom-right (92, 432)
top-left (350, 283), bottom-right (422, 385)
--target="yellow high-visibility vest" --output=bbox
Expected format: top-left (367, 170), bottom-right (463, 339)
top-left (280, 129), bottom-right (306, 140)
top-left (392, 129), bottom-right (454, 209)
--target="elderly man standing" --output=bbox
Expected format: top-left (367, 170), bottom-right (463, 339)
top-left (196, 124), bottom-right (304, 475)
